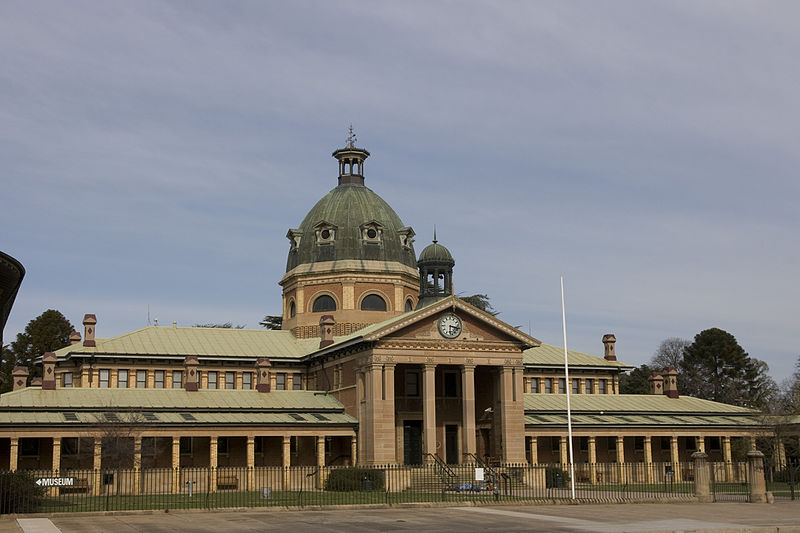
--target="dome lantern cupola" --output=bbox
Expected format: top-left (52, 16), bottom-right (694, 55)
top-left (416, 230), bottom-right (455, 308)
top-left (332, 125), bottom-right (370, 186)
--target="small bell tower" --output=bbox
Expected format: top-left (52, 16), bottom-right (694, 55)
top-left (332, 125), bottom-right (370, 186)
top-left (416, 230), bottom-right (455, 308)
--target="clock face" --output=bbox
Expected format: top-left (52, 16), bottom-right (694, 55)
top-left (438, 313), bottom-right (462, 339)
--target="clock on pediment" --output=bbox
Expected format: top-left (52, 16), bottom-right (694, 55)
top-left (438, 313), bottom-right (462, 339)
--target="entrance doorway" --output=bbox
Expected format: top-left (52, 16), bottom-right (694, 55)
top-left (445, 425), bottom-right (459, 464)
top-left (403, 420), bottom-right (423, 465)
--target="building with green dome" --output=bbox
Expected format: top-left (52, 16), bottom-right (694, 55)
top-left (0, 134), bottom-right (771, 494)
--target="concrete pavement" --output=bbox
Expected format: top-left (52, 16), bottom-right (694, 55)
top-left (2, 502), bottom-right (798, 533)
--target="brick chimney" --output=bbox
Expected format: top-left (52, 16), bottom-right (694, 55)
top-left (602, 334), bottom-right (617, 361)
top-left (12, 366), bottom-right (28, 391)
top-left (662, 366), bottom-right (679, 398)
top-left (319, 315), bottom-right (335, 348)
top-left (69, 331), bottom-right (81, 345)
top-left (184, 356), bottom-right (199, 391)
top-left (42, 352), bottom-right (57, 390)
top-left (83, 314), bottom-right (97, 347)
top-left (256, 357), bottom-right (271, 393)
top-left (648, 372), bottom-right (664, 395)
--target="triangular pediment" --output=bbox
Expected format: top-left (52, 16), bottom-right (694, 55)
top-left (312, 296), bottom-right (540, 357)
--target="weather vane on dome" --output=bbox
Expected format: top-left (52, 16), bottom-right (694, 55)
top-left (346, 124), bottom-right (357, 148)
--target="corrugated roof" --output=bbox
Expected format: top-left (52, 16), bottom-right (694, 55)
top-left (0, 388), bottom-right (346, 411)
top-left (52, 326), bottom-right (323, 360)
top-left (524, 413), bottom-right (762, 428)
top-left (524, 393), bottom-right (755, 414)
top-left (0, 411), bottom-right (356, 426)
top-left (523, 344), bottom-right (632, 369)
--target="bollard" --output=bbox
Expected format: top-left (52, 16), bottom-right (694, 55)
top-left (691, 451), bottom-right (712, 503)
top-left (747, 450), bottom-right (768, 503)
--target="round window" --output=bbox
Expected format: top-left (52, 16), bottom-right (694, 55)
top-left (320, 229), bottom-right (331, 240)
top-left (366, 228), bottom-right (377, 239)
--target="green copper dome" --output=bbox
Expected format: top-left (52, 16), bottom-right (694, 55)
top-left (285, 140), bottom-right (416, 272)
top-left (417, 241), bottom-right (454, 265)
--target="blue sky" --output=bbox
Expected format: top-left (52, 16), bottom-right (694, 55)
top-left (2, 1), bottom-right (798, 380)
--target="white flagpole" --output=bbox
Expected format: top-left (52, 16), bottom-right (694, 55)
top-left (561, 276), bottom-right (576, 499)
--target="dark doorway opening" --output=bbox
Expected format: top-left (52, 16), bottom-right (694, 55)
top-left (445, 425), bottom-right (459, 464)
top-left (403, 420), bottom-right (423, 465)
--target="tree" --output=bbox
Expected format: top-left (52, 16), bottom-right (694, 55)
top-left (680, 328), bottom-right (777, 409)
top-left (619, 364), bottom-right (653, 395)
top-left (9, 309), bottom-right (74, 379)
top-left (0, 345), bottom-right (15, 394)
top-left (651, 337), bottom-right (689, 370)
top-left (458, 293), bottom-right (499, 316)
top-left (260, 315), bottom-right (283, 330)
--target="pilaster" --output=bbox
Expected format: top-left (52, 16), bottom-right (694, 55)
top-left (423, 363), bottom-right (437, 461)
top-left (461, 364), bottom-right (476, 459)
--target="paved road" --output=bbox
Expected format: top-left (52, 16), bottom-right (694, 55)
top-left (3, 502), bottom-right (799, 533)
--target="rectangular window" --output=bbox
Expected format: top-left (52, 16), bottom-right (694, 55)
top-left (634, 437), bottom-right (644, 451)
top-left (293, 373), bottom-right (303, 390)
top-left (242, 372), bottom-right (252, 390)
top-left (117, 369), bottom-right (128, 388)
top-left (544, 378), bottom-right (553, 394)
top-left (254, 437), bottom-right (263, 454)
top-left (558, 378), bottom-right (566, 393)
top-left (275, 373), bottom-right (286, 390)
top-left (660, 436), bottom-right (670, 450)
top-left (180, 437), bottom-right (192, 455)
top-left (586, 378), bottom-right (594, 394)
top-left (207, 371), bottom-right (218, 389)
top-left (607, 437), bottom-right (617, 451)
top-left (63, 372), bottom-right (73, 388)
top-left (572, 378), bottom-right (580, 394)
top-left (579, 437), bottom-right (588, 452)
top-left (20, 439), bottom-right (39, 457)
top-left (136, 370), bottom-right (147, 388)
top-left (218, 437), bottom-right (228, 454)
top-left (443, 371), bottom-right (458, 397)
top-left (709, 436), bottom-right (721, 451)
top-left (61, 437), bottom-right (79, 456)
top-left (154, 370), bottom-right (165, 389)
top-left (686, 437), bottom-right (697, 451)
top-left (99, 369), bottom-right (110, 388)
top-left (172, 370), bottom-right (183, 389)
top-left (530, 377), bottom-right (539, 393)
top-left (551, 437), bottom-right (560, 452)
top-left (598, 379), bottom-right (606, 394)
top-left (405, 371), bottom-right (420, 397)
top-left (225, 372), bottom-right (235, 389)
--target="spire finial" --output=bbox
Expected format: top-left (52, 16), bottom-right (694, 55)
top-left (346, 124), bottom-right (357, 148)
top-left (433, 225), bottom-right (437, 244)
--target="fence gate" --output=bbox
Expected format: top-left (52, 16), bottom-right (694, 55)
top-left (711, 462), bottom-right (749, 502)
top-left (766, 461), bottom-right (799, 501)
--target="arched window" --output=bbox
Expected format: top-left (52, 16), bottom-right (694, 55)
top-left (360, 294), bottom-right (387, 311)
top-left (289, 300), bottom-right (296, 318)
top-left (312, 295), bottom-right (336, 312)
top-left (405, 298), bottom-right (414, 312)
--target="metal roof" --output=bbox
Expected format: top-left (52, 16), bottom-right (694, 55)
top-left (51, 326), bottom-right (322, 360)
top-left (523, 393), bottom-right (761, 428)
top-left (0, 388), bottom-right (356, 427)
top-left (523, 344), bottom-right (632, 369)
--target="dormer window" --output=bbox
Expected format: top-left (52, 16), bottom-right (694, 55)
top-left (286, 229), bottom-right (303, 251)
top-left (360, 221), bottom-right (383, 243)
top-left (398, 227), bottom-right (415, 249)
top-left (314, 221), bottom-right (337, 244)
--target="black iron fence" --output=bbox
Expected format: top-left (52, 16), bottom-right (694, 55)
top-left (0, 461), bottom-right (704, 514)
top-left (766, 460), bottom-right (799, 501)
top-left (709, 461), bottom-right (750, 502)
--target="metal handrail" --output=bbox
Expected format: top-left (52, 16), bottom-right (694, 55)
top-left (423, 453), bottom-right (457, 486)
